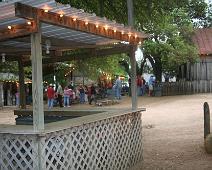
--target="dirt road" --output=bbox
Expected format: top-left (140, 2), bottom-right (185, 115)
top-left (134, 94), bottom-right (212, 170)
top-left (1, 94), bottom-right (212, 169)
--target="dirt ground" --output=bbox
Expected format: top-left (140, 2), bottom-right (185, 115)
top-left (1, 94), bottom-right (212, 170)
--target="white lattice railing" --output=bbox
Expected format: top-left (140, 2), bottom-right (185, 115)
top-left (0, 110), bottom-right (142, 170)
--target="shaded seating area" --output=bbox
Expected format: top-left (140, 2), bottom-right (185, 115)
top-left (0, 0), bottom-right (146, 169)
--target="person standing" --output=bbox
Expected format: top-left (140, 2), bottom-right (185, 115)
top-left (79, 84), bottom-right (85, 104)
top-left (89, 83), bottom-right (96, 105)
top-left (137, 75), bottom-right (142, 96)
top-left (148, 75), bottom-right (155, 96)
top-left (64, 86), bottom-right (71, 107)
top-left (56, 83), bottom-right (63, 107)
top-left (141, 76), bottom-right (146, 96)
top-left (47, 84), bottom-right (55, 109)
top-left (114, 76), bottom-right (122, 100)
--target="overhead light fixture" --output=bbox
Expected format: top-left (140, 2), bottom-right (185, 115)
top-left (1, 53), bottom-right (5, 62)
top-left (85, 21), bottom-right (88, 25)
top-left (45, 39), bottom-right (51, 54)
top-left (44, 9), bottom-right (49, 13)
top-left (59, 14), bottom-right (63, 18)
top-left (7, 25), bottom-right (12, 30)
top-left (73, 18), bottom-right (77, 21)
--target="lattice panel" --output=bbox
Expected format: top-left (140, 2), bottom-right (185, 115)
top-left (0, 134), bottom-right (37, 170)
top-left (41, 111), bottom-right (142, 170)
top-left (0, 111), bottom-right (142, 170)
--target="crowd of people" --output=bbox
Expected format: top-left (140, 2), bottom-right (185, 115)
top-left (135, 74), bottom-right (156, 97)
top-left (46, 75), bottom-right (157, 109)
top-left (46, 82), bottom-right (99, 109)
top-left (14, 74), bottom-right (158, 109)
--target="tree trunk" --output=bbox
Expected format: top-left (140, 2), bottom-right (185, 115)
top-left (154, 58), bottom-right (162, 82)
top-left (139, 57), bottom-right (147, 75)
top-left (145, 54), bottom-right (162, 82)
top-left (98, 0), bottom-right (104, 17)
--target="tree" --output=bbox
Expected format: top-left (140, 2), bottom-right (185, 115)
top-left (55, 0), bottom-right (208, 81)
top-left (142, 8), bottom-right (198, 81)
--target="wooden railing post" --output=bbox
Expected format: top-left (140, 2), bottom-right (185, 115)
top-left (204, 102), bottom-right (210, 139)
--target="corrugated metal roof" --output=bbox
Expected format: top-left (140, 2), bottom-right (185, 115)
top-left (0, 0), bottom-right (145, 43)
top-left (192, 28), bottom-right (212, 56)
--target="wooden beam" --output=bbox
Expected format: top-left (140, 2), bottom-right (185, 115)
top-left (23, 45), bottom-right (131, 66)
top-left (15, 2), bottom-right (142, 44)
top-left (0, 22), bottom-right (37, 41)
top-left (18, 59), bottom-right (26, 109)
top-left (31, 28), bottom-right (44, 132)
top-left (129, 45), bottom-right (137, 110)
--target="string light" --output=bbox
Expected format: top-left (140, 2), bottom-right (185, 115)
top-left (104, 25), bottom-right (108, 30)
top-left (43, 5), bottom-right (50, 13)
top-left (96, 24), bottom-right (99, 28)
top-left (128, 33), bottom-right (131, 37)
top-left (85, 21), bottom-right (88, 25)
top-left (73, 18), bottom-right (77, 21)
top-left (113, 29), bottom-right (117, 33)
top-left (7, 25), bottom-right (12, 30)
top-left (135, 34), bottom-right (137, 38)
top-left (27, 21), bottom-right (32, 25)
top-left (59, 14), bottom-right (63, 18)
top-left (121, 31), bottom-right (124, 35)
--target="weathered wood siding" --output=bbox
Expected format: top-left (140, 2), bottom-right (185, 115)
top-left (162, 80), bottom-right (212, 96)
top-left (186, 56), bottom-right (212, 81)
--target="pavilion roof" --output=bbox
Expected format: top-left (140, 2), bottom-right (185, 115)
top-left (0, 0), bottom-right (147, 57)
top-left (192, 28), bottom-right (212, 56)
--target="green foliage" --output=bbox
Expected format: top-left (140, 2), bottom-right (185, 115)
top-left (56, 0), bottom-right (207, 81)
top-left (142, 8), bottom-right (198, 79)
top-left (74, 55), bottom-right (127, 80)
top-left (0, 61), bottom-right (18, 74)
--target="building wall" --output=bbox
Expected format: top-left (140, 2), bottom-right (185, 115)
top-left (185, 55), bottom-right (212, 81)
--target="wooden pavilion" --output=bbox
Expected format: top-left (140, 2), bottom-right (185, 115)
top-left (0, 0), bottom-right (146, 169)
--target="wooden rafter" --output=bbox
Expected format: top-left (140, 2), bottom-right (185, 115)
top-left (0, 22), bottom-right (37, 41)
top-left (22, 44), bottom-right (131, 66)
top-left (15, 2), bottom-right (143, 44)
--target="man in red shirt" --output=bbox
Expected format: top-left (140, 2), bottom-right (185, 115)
top-left (47, 84), bottom-right (55, 109)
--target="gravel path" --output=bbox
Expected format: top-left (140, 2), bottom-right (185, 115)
top-left (1, 94), bottom-right (212, 169)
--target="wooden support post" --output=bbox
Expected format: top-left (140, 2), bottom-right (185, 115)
top-left (18, 59), bottom-right (26, 109)
top-left (0, 82), bottom-right (3, 108)
top-left (127, 0), bottom-right (134, 27)
top-left (129, 45), bottom-right (137, 110)
top-left (31, 27), bottom-right (44, 132)
top-left (127, 0), bottom-right (137, 110)
top-left (204, 102), bottom-right (210, 139)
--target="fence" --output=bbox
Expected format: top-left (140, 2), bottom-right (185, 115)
top-left (161, 80), bottom-right (212, 96)
top-left (0, 110), bottom-right (142, 170)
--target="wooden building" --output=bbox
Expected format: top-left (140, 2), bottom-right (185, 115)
top-left (180, 28), bottom-right (212, 93)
